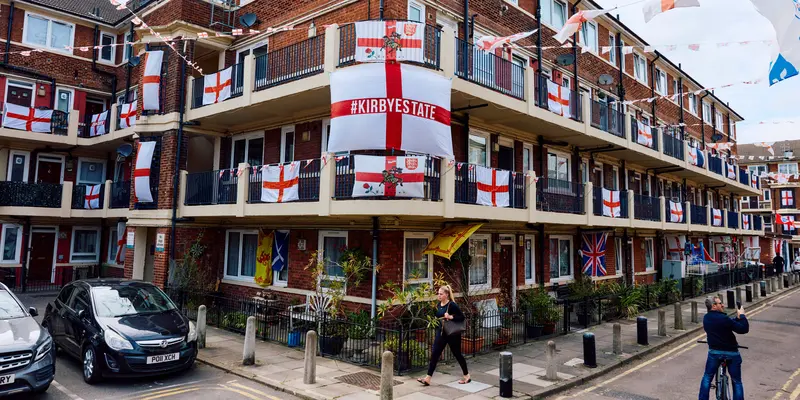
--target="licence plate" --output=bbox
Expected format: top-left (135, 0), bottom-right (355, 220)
top-left (146, 353), bottom-right (179, 364)
top-left (0, 374), bottom-right (14, 385)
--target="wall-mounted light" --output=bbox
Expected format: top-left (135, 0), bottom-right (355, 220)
top-left (37, 85), bottom-right (46, 96)
top-left (301, 130), bottom-right (310, 142)
top-left (492, 142), bottom-right (500, 152)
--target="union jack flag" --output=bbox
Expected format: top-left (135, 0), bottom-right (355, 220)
top-left (581, 232), bottom-right (608, 276)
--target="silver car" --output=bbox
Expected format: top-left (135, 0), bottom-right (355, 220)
top-left (0, 283), bottom-right (55, 395)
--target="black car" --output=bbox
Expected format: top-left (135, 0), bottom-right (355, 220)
top-left (43, 280), bottom-right (197, 383)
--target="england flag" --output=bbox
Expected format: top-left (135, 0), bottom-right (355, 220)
top-left (476, 166), bottom-right (510, 207)
top-left (355, 20), bottom-right (425, 63)
top-left (352, 155), bottom-right (425, 198)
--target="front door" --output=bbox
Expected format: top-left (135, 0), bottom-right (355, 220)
top-left (499, 241), bottom-right (514, 309)
top-left (85, 98), bottom-right (106, 117)
top-left (144, 228), bottom-right (156, 283)
top-left (28, 231), bottom-right (55, 282)
top-left (36, 155), bottom-right (63, 184)
top-left (6, 81), bottom-right (33, 107)
top-left (498, 145), bottom-right (514, 171)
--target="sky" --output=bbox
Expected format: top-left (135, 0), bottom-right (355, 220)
top-left (595, 0), bottom-right (798, 144)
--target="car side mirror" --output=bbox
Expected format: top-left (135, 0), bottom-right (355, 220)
top-left (28, 307), bottom-right (38, 317)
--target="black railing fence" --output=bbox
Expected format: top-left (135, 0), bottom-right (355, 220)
top-left (338, 22), bottom-right (441, 70)
top-left (728, 211), bottom-right (739, 229)
top-left (534, 74), bottom-right (583, 122)
top-left (71, 183), bottom-right (105, 210)
top-left (709, 155), bottom-right (723, 175)
top-left (0, 182), bottom-right (62, 208)
top-left (256, 35), bottom-right (325, 91)
top-left (634, 193), bottom-right (660, 222)
top-left (110, 180), bottom-right (130, 209)
top-left (191, 62), bottom-right (245, 109)
top-left (536, 177), bottom-right (584, 214)
top-left (2, 264), bottom-right (121, 293)
top-left (590, 100), bottom-right (625, 138)
top-left (662, 131), bottom-right (684, 160)
top-left (185, 169), bottom-right (238, 206)
top-left (691, 204), bottom-right (708, 225)
top-left (455, 38), bottom-right (525, 100)
top-left (631, 118), bottom-right (659, 151)
top-left (592, 187), bottom-right (628, 218)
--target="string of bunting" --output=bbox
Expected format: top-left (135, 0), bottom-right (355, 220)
top-left (522, 39), bottom-right (775, 53)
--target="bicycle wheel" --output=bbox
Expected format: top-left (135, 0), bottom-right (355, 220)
top-left (720, 373), bottom-right (730, 400)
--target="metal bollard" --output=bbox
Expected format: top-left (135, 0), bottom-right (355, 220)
top-left (304, 331), bottom-right (317, 384)
top-left (583, 333), bottom-right (597, 368)
top-left (753, 282), bottom-right (759, 300)
top-left (545, 341), bottom-right (558, 380)
top-left (762, 280), bottom-right (769, 296)
top-left (657, 310), bottom-right (666, 336)
top-left (736, 287), bottom-right (743, 304)
top-left (691, 301), bottom-right (699, 324)
top-left (726, 290), bottom-right (735, 309)
top-left (499, 352), bottom-right (513, 398)
top-left (243, 316), bottom-right (256, 366)
top-left (674, 302), bottom-right (684, 330)
top-left (637, 316), bottom-right (648, 345)
top-left (380, 351), bottom-right (393, 400)
top-left (612, 323), bottom-right (622, 355)
top-left (197, 305), bottom-right (207, 349)
top-left (745, 285), bottom-right (753, 302)
top-left (784, 274), bottom-right (790, 289)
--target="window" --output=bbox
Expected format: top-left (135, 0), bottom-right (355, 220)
top-left (404, 233), bottom-right (433, 286)
top-left (7, 150), bottom-right (29, 182)
top-left (100, 32), bottom-right (116, 62)
top-left (512, 55), bottom-right (526, 96)
top-left (688, 93), bottom-right (697, 115)
top-left (230, 132), bottom-right (264, 168)
top-left (319, 231), bottom-right (348, 288)
top-left (542, 0), bottom-right (567, 30)
top-left (608, 33), bottom-right (617, 65)
top-left (561, 76), bottom-right (571, 90)
top-left (779, 163), bottom-right (799, 175)
top-left (654, 68), bottom-right (666, 95)
top-left (108, 227), bottom-right (118, 264)
top-left (524, 236), bottom-right (535, 284)
top-left (1, 225), bottom-right (22, 264)
top-left (281, 126), bottom-right (295, 163)
top-left (644, 238), bottom-right (654, 271)
top-left (123, 31), bottom-right (134, 62)
top-left (77, 158), bottom-right (106, 186)
top-left (468, 133), bottom-right (489, 166)
top-left (522, 144), bottom-right (534, 173)
top-left (408, 1), bottom-right (425, 23)
top-left (633, 54), bottom-right (647, 83)
top-left (748, 164), bottom-right (767, 178)
top-left (672, 80), bottom-right (678, 97)
top-left (468, 235), bottom-right (491, 290)
top-left (763, 189), bottom-right (771, 201)
top-left (237, 42), bottom-right (269, 65)
top-left (224, 230), bottom-right (259, 280)
top-left (56, 88), bottom-right (74, 114)
top-left (702, 102), bottom-right (712, 124)
top-left (5, 80), bottom-right (34, 107)
top-left (612, 166), bottom-right (619, 190)
top-left (549, 236), bottom-right (573, 281)
top-left (620, 38), bottom-right (626, 68)
top-left (547, 151), bottom-right (570, 181)
top-left (23, 14), bottom-right (74, 52)
top-left (70, 227), bottom-right (100, 263)
top-left (715, 111), bottom-right (723, 131)
top-left (580, 22), bottom-right (598, 53)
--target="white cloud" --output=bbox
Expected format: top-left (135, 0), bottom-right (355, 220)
top-left (596, 0), bottom-right (799, 143)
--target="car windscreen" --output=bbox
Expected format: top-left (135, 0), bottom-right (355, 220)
top-left (0, 291), bottom-right (26, 319)
top-left (92, 285), bottom-right (177, 318)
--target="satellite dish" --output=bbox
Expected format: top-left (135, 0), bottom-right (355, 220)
top-left (128, 55), bottom-right (141, 67)
top-left (598, 74), bottom-right (614, 85)
top-left (239, 13), bottom-right (258, 28)
top-left (556, 54), bottom-right (574, 66)
top-left (117, 143), bottom-right (133, 158)
top-left (711, 133), bottom-right (723, 142)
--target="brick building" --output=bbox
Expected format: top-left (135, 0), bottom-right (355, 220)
top-left (0, 0), bottom-right (763, 314)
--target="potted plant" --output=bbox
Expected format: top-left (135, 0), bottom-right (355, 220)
top-left (519, 288), bottom-right (554, 338)
top-left (346, 309), bottom-right (372, 361)
top-left (569, 273), bottom-right (598, 326)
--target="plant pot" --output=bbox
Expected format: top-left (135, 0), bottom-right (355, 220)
top-left (461, 336), bottom-right (485, 355)
top-left (526, 324), bottom-right (543, 339)
top-left (542, 322), bottom-right (556, 335)
top-left (499, 327), bottom-right (512, 340)
top-left (288, 331), bottom-right (302, 347)
top-left (415, 330), bottom-right (429, 343)
top-left (320, 335), bottom-right (346, 356)
top-left (492, 337), bottom-right (510, 348)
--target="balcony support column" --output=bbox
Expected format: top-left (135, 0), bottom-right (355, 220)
top-left (443, 158), bottom-right (455, 218)
top-left (659, 196), bottom-right (666, 225)
top-left (582, 93), bottom-right (591, 132)
top-left (60, 181), bottom-right (73, 218)
top-left (67, 111), bottom-right (79, 145)
top-left (241, 54), bottom-right (255, 105)
top-left (584, 181), bottom-right (593, 226)
top-left (236, 164), bottom-right (249, 217)
top-left (109, 104), bottom-right (119, 133)
top-left (440, 26), bottom-right (456, 79)
top-left (628, 190), bottom-right (634, 226)
top-left (686, 201), bottom-right (692, 226)
top-left (527, 171), bottom-right (537, 223)
top-left (102, 179), bottom-right (112, 218)
top-left (323, 24), bottom-right (339, 73)
top-left (319, 154), bottom-right (334, 216)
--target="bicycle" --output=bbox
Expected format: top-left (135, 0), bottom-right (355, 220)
top-left (698, 340), bottom-right (748, 400)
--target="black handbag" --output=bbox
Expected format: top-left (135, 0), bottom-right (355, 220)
top-left (441, 302), bottom-right (465, 336)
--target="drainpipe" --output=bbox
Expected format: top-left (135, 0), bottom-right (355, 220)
top-left (92, 25), bottom-right (118, 108)
top-left (615, 31), bottom-right (624, 103)
top-left (463, 0), bottom-right (469, 42)
top-left (538, 135), bottom-right (545, 289)
top-left (371, 217), bottom-right (378, 320)
top-left (379, 0), bottom-right (383, 20)
top-left (19, 217), bottom-right (30, 292)
top-left (124, 23), bottom-right (135, 102)
top-left (700, 91), bottom-right (711, 149)
top-left (572, 0), bottom-right (582, 93)
top-left (536, 1), bottom-right (542, 74)
top-left (3, 2), bottom-right (12, 63)
top-left (168, 39), bottom-right (189, 284)
top-left (649, 54), bottom-right (661, 120)
top-left (678, 75), bottom-right (685, 140)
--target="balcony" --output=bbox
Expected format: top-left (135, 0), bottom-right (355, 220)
top-left (738, 168), bottom-right (750, 186)
top-left (454, 163), bottom-right (522, 208)
top-left (741, 198), bottom-right (771, 211)
top-left (592, 187), bottom-right (628, 218)
top-left (633, 194), bottom-right (660, 222)
top-left (536, 177), bottom-right (584, 215)
top-left (257, 35), bottom-right (326, 91)
top-left (455, 38), bottom-right (525, 100)
top-left (78, 112), bottom-right (111, 138)
top-left (0, 181), bottom-right (63, 208)
top-left (630, 118), bottom-right (659, 152)
top-left (338, 23), bottom-right (440, 70)
top-left (185, 170), bottom-right (238, 206)
top-left (690, 204), bottom-right (707, 226)
top-left (727, 211), bottom-right (739, 229)
top-left (254, 160), bottom-right (321, 203)
top-left (662, 130), bottom-right (684, 161)
top-left (709, 155), bottom-right (723, 176)
top-left (0, 179), bottom-right (129, 219)
top-left (110, 180), bottom-right (131, 209)
top-left (591, 100), bottom-right (625, 138)
top-left (754, 215), bottom-right (763, 231)
top-left (191, 62), bottom-right (245, 109)
top-left (534, 74), bottom-right (583, 123)
top-left (71, 184), bottom-right (105, 210)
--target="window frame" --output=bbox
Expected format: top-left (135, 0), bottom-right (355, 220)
top-left (280, 125), bottom-right (295, 164)
top-left (0, 224), bottom-right (22, 264)
top-left (403, 232), bottom-right (434, 286)
top-left (22, 13), bottom-right (75, 54)
top-left (549, 235), bottom-right (573, 283)
top-left (579, 21), bottom-right (598, 53)
top-left (654, 67), bottom-right (666, 95)
top-left (524, 234), bottom-right (536, 285)
top-left (715, 111), bottom-right (724, 132)
top-left (69, 226), bottom-right (101, 263)
top-left (273, 230), bottom-right (289, 287)
top-left (608, 33), bottom-right (617, 65)
top-left (468, 130), bottom-right (490, 167)
top-left (76, 157), bottom-right (107, 186)
top-left (5, 79), bottom-right (35, 108)
top-left (644, 238), bottom-right (655, 271)
top-left (615, 237), bottom-right (624, 277)
top-left (541, 0), bottom-right (568, 30)
top-left (778, 163), bottom-right (799, 175)
top-left (318, 230), bottom-right (349, 291)
top-left (633, 53), bottom-right (648, 84)
top-left (408, 0), bottom-right (426, 23)
top-left (702, 102), bottom-right (712, 124)
top-left (123, 31), bottom-right (134, 62)
top-left (763, 189), bottom-right (771, 201)
top-left (6, 150), bottom-right (30, 182)
top-left (468, 234), bottom-right (492, 291)
top-left (107, 227), bottom-right (118, 264)
top-left (547, 148), bottom-right (572, 182)
top-left (230, 131), bottom-right (265, 168)
top-left (223, 229), bottom-right (259, 282)
top-left (99, 32), bottom-right (116, 63)
top-left (688, 93), bottom-right (697, 115)
top-left (522, 143), bottom-right (534, 173)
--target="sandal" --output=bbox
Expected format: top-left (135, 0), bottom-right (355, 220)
top-left (458, 378), bottom-right (471, 384)
top-left (417, 378), bottom-right (430, 386)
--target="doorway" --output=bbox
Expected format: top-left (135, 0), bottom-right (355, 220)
top-left (6, 80), bottom-right (33, 107)
top-left (498, 234), bottom-right (516, 310)
top-left (28, 228), bottom-right (56, 283)
top-left (144, 228), bottom-right (156, 283)
top-left (35, 154), bottom-right (64, 184)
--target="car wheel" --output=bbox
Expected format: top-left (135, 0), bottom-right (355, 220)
top-left (82, 345), bottom-right (101, 384)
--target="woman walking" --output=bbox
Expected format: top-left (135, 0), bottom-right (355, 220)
top-left (417, 285), bottom-right (471, 386)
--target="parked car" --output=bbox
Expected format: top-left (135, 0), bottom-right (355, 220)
top-left (0, 282), bottom-right (55, 395)
top-left (43, 279), bottom-right (197, 384)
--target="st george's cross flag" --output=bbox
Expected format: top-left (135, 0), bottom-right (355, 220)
top-left (261, 162), bottom-right (300, 203)
top-left (643, 0), bottom-right (700, 23)
top-left (84, 184), bottom-right (102, 209)
top-left (666, 235), bottom-right (686, 255)
top-left (554, 10), bottom-right (609, 43)
top-left (712, 208), bottom-right (723, 226)
top-left (688, 145), bottom-right (705, 167)
top-left (475, 30), bottom-right (538, 52)
top-left (726, 163), bottom-right (737, 180)
top-left (133, 141), bottom-right (156, 203)
top-left (546, 80), bottom-right (571, 117)
top-left (142, 50), bottom-right (163, 111)
top-left (89, 110), bottom-right (108, 137)
top-left (119, 102), bottom-right (137, 129)
top-left (751, 173), bottom-right (759, 188)
top-left (2, 103), bottom-right (53, 132)
top-left (355, 20), bottom-right (425, 63)
top-left (115, 221), bottom-right (126, 264)
top-left (328, 63), bottom-right (453, 158)
top-left (781, 189), bottom-right (794, 206)
top-left (669, 201), bottom-right (684, 223)
top-left (202, 66), bottom-right (232, 105)
top-left (602, 188), bottom-right (622, 218)
top-left (476, 165), bottom-right (510, 207)
top-left (352, 155), bottom-right (425, 198)
top-left (581, 232), bottom-right (608, 277)
top-left (742, 214), bottom-right (750, 230)
top-left (637, 121), bottom-right (653, 147)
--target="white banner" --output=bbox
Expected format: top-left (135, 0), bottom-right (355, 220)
top-left (355, 20), bottom-right (425, 63)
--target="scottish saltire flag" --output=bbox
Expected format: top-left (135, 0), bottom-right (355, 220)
top-left (581, 232), bottom-right (608, 277)
top-left (751, 0), bottom-right (800, 85)
top-left (272, 230), bottom-right (290, 272)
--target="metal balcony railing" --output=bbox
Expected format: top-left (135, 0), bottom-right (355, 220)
top-left (110, 181), bottom-right (130, 209)
top-left (738, 168), bottom-right (750, 186)
top-left (0, 181), bottom-right (62, 208)
top-left (754, 215), bottom-right (763, 230)
top-left (662, 131), bottom-right (684, 161)
top-left (338, 22), bottom-right (441, 70)
top-left (71, 183), bottom-right (105, 209)
top-left (251, 160), bottom-right (321, 203)
top-left (536, 177), bottom-right (584, 214)
top-left (191, 62), bottom-right (245, 109)
top-left (630, 117), bottom-right (659, 151)
top-left (255, 35), bottom-right (325, 91)
top-left (0, 105), bottom-right (69, 136)
top-left (592, 187), bottom-right (628, 218)
top-left (709, 155), bottom-right (723, 176)
top-left (185, 170), bottom-right (238, 206)
top-left (590, 100), bottom-right (625, 138)
top-left (534, 74), bottom-right (583, 122)
top-left (727, 211), bottom-right (739, 229)
top-left (691, 204), bottom-right (707, 225)
top-left (634, 194), bottom-right (660, 222)
top-left (455, 38), bottom-right (525, 100)
top-left (454, 163), bottom-right (524, 209)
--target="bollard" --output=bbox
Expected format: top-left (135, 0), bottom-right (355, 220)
top-left (545, 341), bottom-right (558, 380)
top-left (736, 287), bottom-right (743, 305)
top-left (753, 282), bottom-right (759, 300)
top-left (583, 333), bottom-right (597, 368)
top-left (612, 323), bottom-right (622, 355)
top-left (784, 274), bottom-right (790, 289)
top-left (243, 316), bottom-right (256, 366)
top-left (763, 280), bottom-right (770, 296)
top-left (674, 302), bottom-right (684, 330)
top-left (304, 331), bottom-right (318, 384)
top-left (726, 290), bottom-right (735, 309)
top-left (745, 285), bottom-right (753, 303)
top-left (637, 316), bottom-right (648, 345)
top-left (499, 352), bottom-right (513, 398)
top-left (691, 301), bottom-right (699, 324)
top-left (197, 305), bottom-right (207, 349)
top-left (657, 309), bottom-right (666, 336)
top-left (380, 351), bottom-right (393, 400)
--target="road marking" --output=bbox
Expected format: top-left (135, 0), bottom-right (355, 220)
top-left (138, 387), bottom-right (202, 400)
top-left (773, 368), bottom-right (800, 400)
top-left (219, 384), bottom-right (272, 400)
top-left (52, 380), bottom-right (85, 400)
top-left (227, 382), bottom-right (284, 400)
top-left (791, 382), bottom-right (800, 400)
top-left (128, 385), bottom-right (202, 400)
top-left (123, 381), bottom-right (206, 399)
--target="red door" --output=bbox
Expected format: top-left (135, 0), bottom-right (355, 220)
top-left (28, 231), bottom-right (55, 282)
top-left (6, 84), bottom-right (32, 107)
top-left (36, 159), bottom-right (62, 184)
top-left (500, 244), bottom-right (513, 305)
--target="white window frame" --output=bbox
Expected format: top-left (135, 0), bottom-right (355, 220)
top-left (280, 125), bottom-right (295, 164)
top-left (107, 227), bottom-right (118, 264)
top-left (672, 79), bottom-right (679, 98)
top-left (654, 67), bottom-right (666, 95)
top-left (22, 13), bottom-right (75, 54)
top-left (223, 229), bottom-right (259, 282)
top-left (524, 234), bottom-right (536, 285)
top-left (235, 41), bottom-right (269, 66)
top-left (615, 237), bottom-right (624, 277)
top-left (688, 93), bottom-right (697, 115)
top-left (273, 230), bottom-right (289, 287)
top-left (522, 143), bottom-right (534, 173)
top-left (763, 189), bottom-right (771, 201)
top-left (619, 38), bottom-right (626, 69)
top-left (69, 226), bottom-right (101, 263)
top-left (408, 0), bottom-right (426, 23)
top-left (123, 31), bottom-right (134, 62)
top-left (633, 53), bottom-right (647, 84)
top-left (778, 163), bottom-right (799, 175)
top-left (644, 238), bottom-right (655, 271)
top-left (403, 232), bottom-right (433, 286)
top-left (468, 130), bottom-right (491, 167)
top-left (593, 161), bottom-right (604, 187)
top-left (5, 79), bottom-right (35, 108)
top-left (318, 230), bottom-right (348, 291)
top-left (612, 165), bottom-right (620, 190)
top-left (230, 131), bottom-right (264, 168)
top-left (547, 148), bottom-right (572, 182)
top-left (34, 153), bottom-right (65, 184)
top-left (579, 21), bottom-right (598, 53)
top-left (542, 0), bottom-right (568, 30)
top-left (76, 157), bottom-right (107, 186)
top-left (715, 111), bottom-right (723, 132)
top-left (0, 225), bottom-right (22, 264)
top-left (608, 33), bottom-right (617, 65)
top-left (748, 164), bottom-right (767, 178)
top-left (468, 234), bottom-right (492, 291)
top-left (99, 32), bottom-right (116, 63)
top-left (549, 235), bottom-right (573, 283)
top-left (7, 150), bottom-right (30, 182)
top-left (702, 102), bottom-right (712, 124)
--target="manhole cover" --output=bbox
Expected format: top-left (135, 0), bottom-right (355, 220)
top-left (336, 371), bottom-right (401, 390)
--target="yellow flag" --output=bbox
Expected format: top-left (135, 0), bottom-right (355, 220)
top-left (254, 230), bottom-right (274, 287)
top-left (423, 224), bottom-right (483, 259)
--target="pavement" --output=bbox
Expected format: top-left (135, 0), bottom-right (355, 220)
top-left (192, 275), bottom-right (800, 400)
